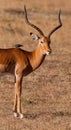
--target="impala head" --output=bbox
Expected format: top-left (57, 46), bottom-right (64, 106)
top-left (24, 6), bottom-right (62, 56)
top-left (30, 32), bottom-right (51, 55)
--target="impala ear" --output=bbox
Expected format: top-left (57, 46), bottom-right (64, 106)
top-left (30, 32), bottom-right (39, 41)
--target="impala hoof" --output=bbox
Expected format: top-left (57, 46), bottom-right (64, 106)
top-left (19, 113), bottom-right (24, 119)
top-left (14, 112), bottom-right (18, 117)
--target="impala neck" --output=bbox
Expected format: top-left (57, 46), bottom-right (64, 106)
top-left (29, 44), bottom-right (45, 70)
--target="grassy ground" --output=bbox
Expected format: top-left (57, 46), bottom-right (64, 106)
top-left (0, 0), bottom-right (71, 130)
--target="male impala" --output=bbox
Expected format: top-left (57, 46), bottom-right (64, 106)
top-left (0, 6), bottom-right (62, 118)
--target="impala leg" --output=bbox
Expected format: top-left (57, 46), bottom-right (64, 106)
top-left (17, 82), bottom-right (23, 118)
top-left (13, 76), bottom-right (17, 114)
top-left (13, 89), bottom-right (17, 117)
top-left (13, 73), bottom-right (23, 118)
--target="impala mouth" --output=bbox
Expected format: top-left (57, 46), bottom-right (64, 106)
top-left (45, 50), bottom-right (51, 55)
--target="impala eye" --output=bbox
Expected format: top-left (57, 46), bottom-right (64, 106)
top-left (41, 41), bottom-right (44, 44)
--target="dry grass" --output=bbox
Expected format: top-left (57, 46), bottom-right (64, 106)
top-left (0, 0), bottom-right (71, 130)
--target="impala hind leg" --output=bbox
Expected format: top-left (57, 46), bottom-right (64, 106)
top-left (13, 77), bottom-right (18, 117)
top-left (13, 91), bottom-right (18, 117)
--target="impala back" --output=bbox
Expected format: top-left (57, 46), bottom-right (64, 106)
top-left (0, 49), bottom-right (16, 74)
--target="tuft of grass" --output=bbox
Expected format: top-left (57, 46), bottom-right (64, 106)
top-left (21, 96), bottom-right (33, 105)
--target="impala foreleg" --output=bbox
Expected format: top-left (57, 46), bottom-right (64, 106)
top-left (13, 73), bottom-right (23, 118)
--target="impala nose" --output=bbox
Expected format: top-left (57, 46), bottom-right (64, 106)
top-left (46, 50), bottom-right (51, 55)
top-left (48, 50), bottom-right (51, 54)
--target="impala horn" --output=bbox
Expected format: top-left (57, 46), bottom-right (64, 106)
top-left (24, 5), bottom-right (44, 36)
top-left (47, 9), bottom-right (62, 41)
